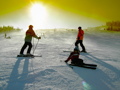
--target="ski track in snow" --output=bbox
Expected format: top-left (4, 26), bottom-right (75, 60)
top-left (0, 30), bottom-right (120, 90)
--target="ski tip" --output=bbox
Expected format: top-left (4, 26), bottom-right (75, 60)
top-left (63, 51), bottom-right (72, 52)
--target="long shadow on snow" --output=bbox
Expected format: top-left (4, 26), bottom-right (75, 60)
top-left (6, 57), bottom-right (30, 90)
top-left (73, 66), bottom-right (115, 90)
top-left (82, 53), bottom-right (120, 81)
top-left (73, 53), bottom-right (120, 90)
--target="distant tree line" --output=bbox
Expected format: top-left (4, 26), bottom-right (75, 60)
top-left (0, 26), bottom-right (21, 33)
top-left (106, 21), bottom-right (120, 31)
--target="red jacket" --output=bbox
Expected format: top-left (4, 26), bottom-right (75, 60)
top-left (77, 29), bottom-right (84, 40)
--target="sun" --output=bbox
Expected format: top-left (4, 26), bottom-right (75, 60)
top-left (29, 2), bottom-right (47, 29)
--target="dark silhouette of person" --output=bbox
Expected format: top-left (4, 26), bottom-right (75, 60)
top-left (19, 25), bottom-right (41, 56)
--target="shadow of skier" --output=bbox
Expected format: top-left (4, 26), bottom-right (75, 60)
top-left (6, 57), bottom-right (30, 90)
top-left (84, 53), bottom-right (120, 81)
top-left (74, 53), bottom-right (120, 90)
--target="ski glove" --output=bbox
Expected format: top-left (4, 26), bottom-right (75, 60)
top-left (65, 60), bottom-right (68, 63)
top-left (38, 37), bottom-right (41, 39)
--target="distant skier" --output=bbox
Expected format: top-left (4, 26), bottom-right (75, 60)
top-left (75, 26), bottom-right (86, 52)
top-left (19, 25), bottom-right (41, 56)
top-left (4, 33), bottom-right (7, 38)
top-left (4, 33), bottom-right (11, 39)
top-left (65, 47), bottom-right (84, 66)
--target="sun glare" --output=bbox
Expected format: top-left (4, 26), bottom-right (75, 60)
top-left (29, 2), bottom-right (47, 29)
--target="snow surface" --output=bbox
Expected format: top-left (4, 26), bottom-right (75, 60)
top-left (0, 29), bottom-right (120, 90)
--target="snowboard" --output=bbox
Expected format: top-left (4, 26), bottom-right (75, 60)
top-left (17, 54), bottom-right (42, 58)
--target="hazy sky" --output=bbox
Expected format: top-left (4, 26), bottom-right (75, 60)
top-left (0, 0), bottom-right (120, 29)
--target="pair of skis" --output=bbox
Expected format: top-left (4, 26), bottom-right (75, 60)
top-left (63, 50), bottom-right (88, 53)
top-left (66, 63), bottom-right (97, 70)
top-left (17, 54), bottom-right (42, 58)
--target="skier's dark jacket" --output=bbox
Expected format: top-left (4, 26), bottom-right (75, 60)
top-left (65, 51), bottom-right (79, 62)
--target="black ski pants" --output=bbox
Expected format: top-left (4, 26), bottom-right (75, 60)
top-left (75, 40), bottom-right (86, 51)
top-left (71, 58), bottom-right (84, 66)
top-left (20, 42), bottom-right (32, 54)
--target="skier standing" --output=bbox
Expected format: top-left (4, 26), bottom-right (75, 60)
top-left (75, 26), bottom-right (86, 52)
top-left (19, 25), bottom-right (41, 56)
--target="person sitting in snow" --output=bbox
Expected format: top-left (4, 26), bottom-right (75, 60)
top-left (19, 25), bottom-right (41, 56)
top-left (65, 46), bottom-right (84, 66)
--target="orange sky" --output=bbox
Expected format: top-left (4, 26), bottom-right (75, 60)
top-left (0, 0), bottom-right (120, 29)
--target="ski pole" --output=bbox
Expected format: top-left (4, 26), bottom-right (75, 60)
top-left (33, 39), bottom-right (40, 54)
top-left (32, 38), bottom-right (34, 54)
top-left (68, 42), bottom-right (75, 50)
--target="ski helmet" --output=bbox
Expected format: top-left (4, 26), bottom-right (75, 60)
top-left (74, 46), bottom-right (79, 51)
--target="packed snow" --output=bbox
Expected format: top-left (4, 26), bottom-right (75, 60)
top-left (0, 29), bottom-right (120, 90)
